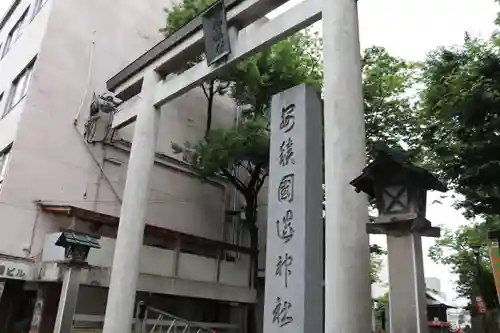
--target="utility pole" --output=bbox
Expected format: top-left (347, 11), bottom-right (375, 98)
top-left (322, 0), bottom-right (372, 332)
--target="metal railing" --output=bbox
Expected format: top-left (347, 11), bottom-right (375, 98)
top-left (144, 306), bottom-right (216, 333)
top-left (72, 307), bottom-right (240, 333)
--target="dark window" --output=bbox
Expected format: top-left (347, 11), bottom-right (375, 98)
top-left (31, 0), bottom-right (48, 21)
top-left (3, 59), bottom-right (36, 118)
top-left (0, 146), bottom-right (12, 192)
top-left (1, 7), bottom-right (29, 59)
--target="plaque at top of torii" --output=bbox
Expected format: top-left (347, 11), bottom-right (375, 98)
top-left (201, 0), bottom-right (232, 66)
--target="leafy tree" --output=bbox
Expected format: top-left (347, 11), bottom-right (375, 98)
top-left (363, 47), bottom-right (421, 157)
top-left (370, 244), bottom-right (386, 284)
top-left (419, 34), bottom-right (500, 218)
top-left (428, 215), bottom-right (499, 311)
top-left (161, 0), bottom-right (218, 36)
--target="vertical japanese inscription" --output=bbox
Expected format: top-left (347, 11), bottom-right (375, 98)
top-left (276, 210), bottom-right (295, 243)
top-left (265, 84), bottom-right (323, 333)
top-left (211, 17), bottom-right (225, 53)
top-left (273, 297), bottom-right (294, 327)
top-left (278, 174), bottom-right (294, 202)
top-left (270, 103), bottom-right (297, 328)
top-left (276, 253), bottom-right (293, 288)
top-left (279, 138), bottom-right (295, 166)
top-left (280, 104), bottom-right (296, 133)
top-left (201, 1), bottom-right (231, 66)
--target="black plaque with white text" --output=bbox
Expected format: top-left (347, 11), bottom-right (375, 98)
top-left (202, 1), bottom-right (231, 66)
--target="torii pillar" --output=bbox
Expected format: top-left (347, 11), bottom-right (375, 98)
top-left (323, 0), bottom-right (373, 332)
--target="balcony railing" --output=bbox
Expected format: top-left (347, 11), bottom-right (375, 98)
top-left (42, 232), bottom-right (251, 288)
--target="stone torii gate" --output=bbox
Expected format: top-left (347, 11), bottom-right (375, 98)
top-left (101, 0), bottom-right (371, 332)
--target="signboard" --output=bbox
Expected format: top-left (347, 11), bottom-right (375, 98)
top-left (475, 296), bottom-right (487, 314)
top-left (489, 246), bottom-right (500, 304)
top-left (263, 84), bottom-right (323, 333)
top-left (0, 260), bottom-right (32, 280)
top-left (202, 1), bottom-right (232, 66)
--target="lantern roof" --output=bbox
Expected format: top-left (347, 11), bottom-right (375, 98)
top-left (350, 144), bottom-right (447, 197)
top-left (55, 230), bottom-right (101, 249)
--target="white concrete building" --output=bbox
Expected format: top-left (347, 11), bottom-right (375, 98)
top-left (0, 0), bottom-right (256, 332)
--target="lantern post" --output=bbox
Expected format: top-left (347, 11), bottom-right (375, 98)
top-left (53, 230), bottom-right (100, 333)
top-left (350, 144), bottom-right (447, 333)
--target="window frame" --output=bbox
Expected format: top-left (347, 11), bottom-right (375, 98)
top-left (1, 7), bottom-right (30, 59)
top-left (3, 59), bottom-right (36, 119)
top-left (31, 0), bottom-right (48, 21)
top-left (0, 146), bottom-right (12, 193)
top-left (0, 92), bottom-right (4, 114)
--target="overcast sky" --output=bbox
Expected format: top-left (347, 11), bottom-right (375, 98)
top-left (1, 0), bottom-right (498, 304)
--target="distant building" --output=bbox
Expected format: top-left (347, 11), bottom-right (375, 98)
top-left (376, 288), bottom-right (459, 332)
top-left (426, 277), bottom-right (442, 292)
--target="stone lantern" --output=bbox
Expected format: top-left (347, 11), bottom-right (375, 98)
top-left (53, 230), bottom-right (100, 333)
top-left (55, 230), bottom-right (101, 263)
top-left (350, 144), bottom-right (447, 333)
top-left (350, 144), bottom-right (447, 237)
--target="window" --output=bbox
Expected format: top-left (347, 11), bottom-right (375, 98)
top-left (3, 60), bottom-right (35, 118)
top-left (0, 147), bottom-right (12, 192)
top-left (2, 7), bottom-right (29, 59)
top-left (31, 0), bottom-right (48, 20)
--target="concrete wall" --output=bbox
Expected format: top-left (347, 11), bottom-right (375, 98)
top-left (0, 0), bottom-right (237, 257)
top-left (0, 0), bottom-right (52, 151)
top-left (42, 234), bottom-right (250, 288)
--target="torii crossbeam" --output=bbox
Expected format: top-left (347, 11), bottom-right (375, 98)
top-left (102, 0), bottom-right (372, 332)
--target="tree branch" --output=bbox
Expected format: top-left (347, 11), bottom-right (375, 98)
top-left (248, 164), bottom-right (263, 192)
top-left (221, 169), bottom-right (247, 194)
top-left (256, 172), bottom-right (269, 192)
top-left (204, 79), bottom-right (216, 139)
top-left (237, 161), bottom-right (252, 175)
top-left (201, 82), bottom-right (210, 99)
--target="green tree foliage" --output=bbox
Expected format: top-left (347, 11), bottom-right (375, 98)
top-left (363, 47), bottom-right (420, 156)
top-left (419, 35), bottom-right (500, 218)
top-left (428, 215), bottom-right (500, 310)
top-left (161, 0), bottom-right (218, 35)
top-left (370, 244), bottom-right (386, 284)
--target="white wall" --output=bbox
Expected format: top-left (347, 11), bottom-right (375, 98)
top-left (0, 0), bottom-right (168, 257)
top-left (0, 0), bottom-right (53, 151)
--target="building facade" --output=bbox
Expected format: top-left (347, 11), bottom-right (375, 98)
top-left (0, 0), bottom-right (255, 332)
